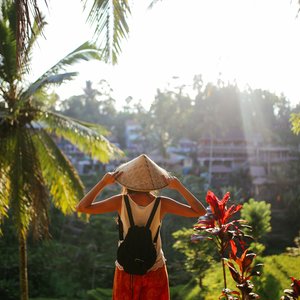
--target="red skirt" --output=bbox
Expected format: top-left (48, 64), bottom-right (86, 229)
top-left (112, 265), bottom-right (170, 300)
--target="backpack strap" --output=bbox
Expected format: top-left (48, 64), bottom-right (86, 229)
top-left (118, 215), bottom-right (124, 241)
top-left (121, 195), bottom-right (161, 242)
top-left (146, 197), bottom-right (161, 243)
top-left (153, 225), bottom-right (160, 244)
top-left (118, 195), bottom-right (135, 240)
top-left (124, 194), bottom-right (135, 227)
top-left (146, 197), bottom-right (161, 228)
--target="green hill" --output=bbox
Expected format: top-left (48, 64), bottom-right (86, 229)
top-left (170, 254), bottom-right (300, 300)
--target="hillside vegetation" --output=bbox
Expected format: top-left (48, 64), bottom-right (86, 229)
top-left (171, 254), bottom-right (300, 300)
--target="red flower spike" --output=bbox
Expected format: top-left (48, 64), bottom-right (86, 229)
top-left (242, 253), bottom-right (257, 273)
top-left (230, 239), bottom-right (238, 257)
top-left (291, 277), bottom-right (300, 296)
top-left (220, 192), bottom-right (231, 207)
top-left (222, 204), bottom-right (242, 223)
top-left (206, 190), bottom-right (223, 219)
top-left (227, 261), bottom-right (242, 284)
top-left (205, 190), bottom-right (242, 225)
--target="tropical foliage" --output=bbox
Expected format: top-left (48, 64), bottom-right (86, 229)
top-left (167, 255), bottom-right (300, 300)
top-left (191, 190), bottom-right (264, 299)
top-left (189, 190), bottom-right (300, 300)
top-left (240, 199), bottom-right (272, 255)
top-left (172, 227), bottom-right (217, 288)
top-left (13, 0), bottom-right (131, 65)
top-left (0, 1), bottom-right (121, 299)
top-left (193, 191), bottom-right (245, 257)
top-left (223, 249), bottom-right (263, 300)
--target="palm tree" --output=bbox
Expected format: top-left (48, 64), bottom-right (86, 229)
top-left (0, 2), bottom-right (122, 300)
top-left (14, 0), bottom-right (131, 66)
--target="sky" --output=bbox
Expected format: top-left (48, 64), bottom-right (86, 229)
top-left (31, 0), bottom-right (300, 110)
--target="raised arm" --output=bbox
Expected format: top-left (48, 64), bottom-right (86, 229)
top-left (76, 172), bottom-right (122, 214)
top-left (161, 176), bottom-right (206, 218)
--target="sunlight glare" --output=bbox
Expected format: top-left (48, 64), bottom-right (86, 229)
top-left (32, 0), bottom-right (300, 109)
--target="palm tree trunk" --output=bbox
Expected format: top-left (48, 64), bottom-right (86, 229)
top-left (19, 231), bottom-right (29, 300)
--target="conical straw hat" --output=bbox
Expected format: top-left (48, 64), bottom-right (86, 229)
top-left (115, 154), bottom-right (170, 191)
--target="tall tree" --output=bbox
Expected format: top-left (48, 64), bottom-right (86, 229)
top-left (60, 80), bottom-right (117, 126)
top-left (240, 198), bottom-right (271, 254)
top-left (146, 87), bottom-right (193, 157)
top-left (0, 2), bottom-right (121, 300)
top-left (172, 227), bottom-right (217, 288)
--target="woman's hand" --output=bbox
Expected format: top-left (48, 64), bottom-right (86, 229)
top-left (102, 171), bottom-right (122, 185)
top-left (161, 175), bottom-right (206, 217)
top-left (165, 175), bottom-right (181, 190)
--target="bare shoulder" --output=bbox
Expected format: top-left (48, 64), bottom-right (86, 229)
top-left (103, 194), bottom-right (123, 213)
top-left (81, 193), bottom-right (123, 214)
top-left (160, 196), bottom-right (182, 208)
top-left (159, 196), bottom-right (203, 218)
top-left (159, 196), bottom-right (184, 214)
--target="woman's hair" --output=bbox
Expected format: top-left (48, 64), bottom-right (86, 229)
top-left (121, 187), bottom-right (158, 196)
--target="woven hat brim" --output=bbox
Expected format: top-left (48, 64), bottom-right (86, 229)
top-left (115, 178), bottom-right (168, 192)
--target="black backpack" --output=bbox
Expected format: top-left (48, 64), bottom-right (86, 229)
top-left (117, 195), bottom-right (161, 275)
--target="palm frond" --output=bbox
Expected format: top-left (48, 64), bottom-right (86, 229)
top-left (148, 0), bottom-right (162, 9)
top-left (38, 41), bottom-right (103, 79)
top-left (86, 0), bottom-right (130, 64)
top-left (21, 11), bottom-right (47, 75)
top-left (19, 127), bottom-right (50, 239)
top-left (0, 2), bottom-right (17, 83)
top-left (32, 128), bottom-right (85, 215)
top-left (37, 110), bottom-right (123, 162)
top-left (20, 42), bottom-right (102, 100)
top-left (0, 170), bottom-right (10, 235)
top-left (0, 133), bottom-right (14, 235)
top-left (111, 0), bottom-right (130, 64)
top-left (21, 72), bottom-right (78, 100)
top-left (8, 127), bottom-right (49, 238)
top-left (8, 129), bottom-right (31, 237)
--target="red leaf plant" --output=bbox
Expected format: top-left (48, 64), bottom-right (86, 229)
top-left (225, 249), bottom-right (263, 300)
top-left (281, 277), bottom-right (300, 300)
top-left (192, 190), bottom-right (251, 291)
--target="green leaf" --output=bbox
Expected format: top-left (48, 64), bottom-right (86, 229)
top-left (32, 128), bottom-right (85, 215)
top-left (37, 110), bottom-right (123, 162)
top-left (39, 41), bottom-right (103, 78)
top-left (0, 3), bottom-right (17, 83)
top-left (0, 133), bottom-right (14, 235)
top-left (290, 113), bottom-right (300, 135)
top-left (8, 128), bottom-right (34, 237)
top-left (86, 0), bottom-right (131, 64)
top-left (21, 72), bottom-right (78, 99)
